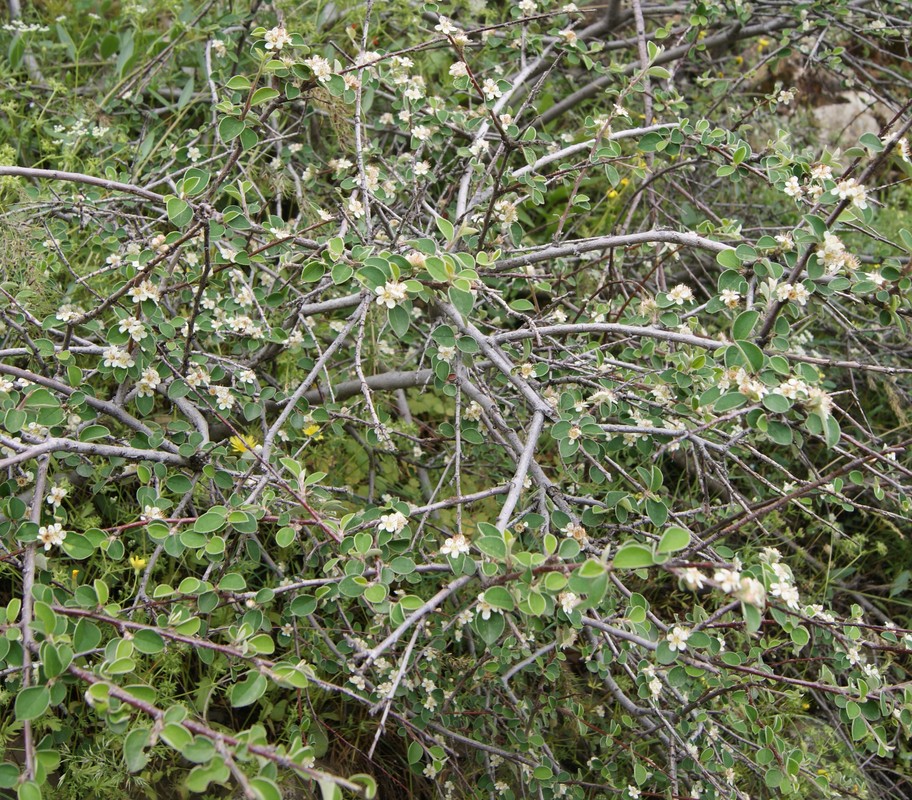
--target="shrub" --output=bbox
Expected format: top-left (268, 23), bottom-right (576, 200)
top-left (1, 1), bottom-right (912, 799)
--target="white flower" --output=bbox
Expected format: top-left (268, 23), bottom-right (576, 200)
top-left (208, 385), bottom-right (235, 411)
top-left (437, 346), bottom-right (456, 362)
top-left (783, 176), bottom-right (803, 198)
top-left (440, 533), bottom-right (471, 557)
top-left (666, 625), bottom-right (690, 652)
top-left (264, 26), bottom-right (292, 51)
top-left (560, 28), bottom-right (578, 45)
top-left (434, 16), bottom-right (457, 35)
top-left (412, 125), bottom-right (432, 142)
top-left (56, 303), bottom-right (85, 323)
top-left (118, 316), bottom-right (147, 342)
top-left (519, 0), bottom-right (537, 13)
top-left (810, 163), bottom-right (833, 182)
top-left (481, 78), bottom-right (503, 100)
top-left (136, 367), bottom-right (160, 398)
top-left (375, 281), bottom-right (408, 309)
top-left (736, 577), bottom-right (766, 608)
top-left (141, 505), bottom-right (165, 521)
top-left (559, 592), bottom-right (580, 614)
top-left (777, 88), bottom-right (797, 105)
top-left (448, 61), bottom-right (468, 79)
top-left (679, 568), bottom-right (705, 591)
top-left (720, 289), bottom-right (741, 309)
top-left (47, 486), bottom-right (68, 506)
top-left (211, 38), bottom-right (227, 57)
top-left (803, 385), bottom-right (833, 418)
top-left (378, 511), bottom-right (408, 533)
top-left (186, 365), bottom-right (210, 388)
top-left (834, 177), bottom-right (868, 209)
top-left (898, 138), bottom-right (911, 163)
top-left (628, 785), bottom-right (641, 800)
top-left (475, 593), bottom-right (498, 620)
top-left (770, 581), bottom-right (800, 609)
top-left (714, 568), bottom-right (741, 593)
top-left (775, 282), bottom-right (810, 306)
top-left (493, 198), bottom-right (517, 224)
top-left (128, 280), bottom-right (161, 304)
top-left (518, 362), bottom-right (536, 379)
top-left (562, 522), bottom-right (588, 543)
top-left (102, 346), bottom-right (135, 370)
top-left (187, 146), bottom-right (202, 163)
top-left (304, 55), bottom-right (332, 82)
top-left (38, 523), bottom-right (66, 551)
top-left (648, 677), bottom-right (662, 698)
top-left (668, 284), bottom-right (694, 305)
top-left (347, 195), bottom-right (365, 219)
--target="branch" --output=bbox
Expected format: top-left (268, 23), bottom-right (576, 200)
top-left (0, 438), bottom-right (191, 471)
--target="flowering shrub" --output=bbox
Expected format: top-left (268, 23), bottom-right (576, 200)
top-left (1, 1), bottom-right (912, 799)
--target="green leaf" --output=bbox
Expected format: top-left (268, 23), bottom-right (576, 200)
top-left (435, 216), bottom-right (455, 241)
top-left (613, 543), bottom-right (654, 569)
top-left (350, 775), bottom-right (378, 799)
top-left (484, 586), bottom-right (514, 611)
top-left (645, 498), bottom-right (668, 526)
top-left (250, 87), bottom-right (280, 106)
top-left (732, 310), bottom-right (759, 340)
top-left (715, 392), bottom-right (747, 412)
top-left (859, 132), bottom-right (884, 152)
top-left (716, 249), bottom-right (740, 268)
top-left (17, 781), bottom-right (41, 800)
top-left (62, 533), bottom-right (94, 560)
top-left (318, 779), bottom-right (343, 800)
top-left (476, 536), bottom-right (506, 560)
top-left (578, 558), bottom-right (606, 578)
top-left (742, 601), bottom-right (762, 633)
top-left (767, 421), bottom-right (793, 446)
top-left (166, 196), bottom-right (193, 228)
top-left (194, 511), bottom-right (225, 533)
top-left (186, 759), bottom-right (230, 792)
top-left (218, 116), bottom-right (245, 142)
top-left (824, 414), bottom-right (841, 448)
top-left (123, 727), bottom-right (151, 772)
top-left (657, 526), bottom-right (691, 554)
top-left (804, 214), bottom-right (828, 239)
top-left (388, 304), bottom-right (410, 338)
top-left (250, 778), bottom-right (282, 800)
top-left (472, 612), bottom-right (505, 645)
top-left (736, 339), bottom-right (765, 371)
top-left (0, 764), bottom-right (19, 789)
top-left (3, 408), bottom-right (26, 433)
top-left (762, 393), bottom-right (791, 413)
top-left (229, 671), bottom-right (267, 707)
top-left (15, 686), bottom-right (49, 721)
top-left (448, 286), bottom-right (474, 317)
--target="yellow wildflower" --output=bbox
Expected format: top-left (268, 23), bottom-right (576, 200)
top-left (229, 433), bottom-right (259, 454)
top-left (303, 423), bottom-right (321, 437)
top-left (130, 554), bottom-right (148, 571)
